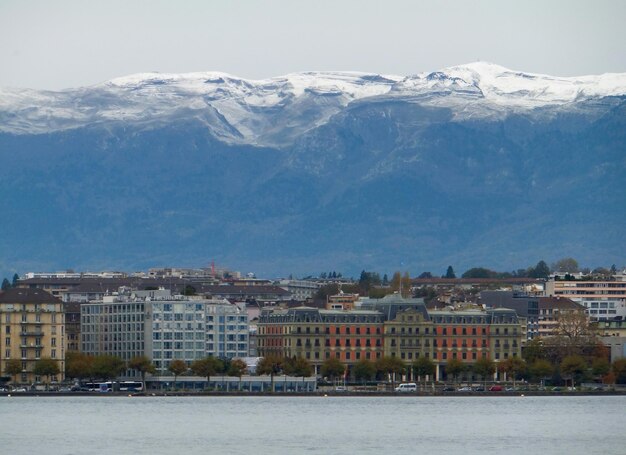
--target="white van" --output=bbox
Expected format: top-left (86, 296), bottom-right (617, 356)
top-left (395, 383), bottom-right (417, 392)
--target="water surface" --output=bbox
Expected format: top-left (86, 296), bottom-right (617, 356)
top-left (1, 396), bottom-right (623, 454)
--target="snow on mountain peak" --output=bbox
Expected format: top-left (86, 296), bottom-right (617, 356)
top-left (436, 61), bottom-right (626, 105)
top-left (1, 64), bottom-right (625, 141)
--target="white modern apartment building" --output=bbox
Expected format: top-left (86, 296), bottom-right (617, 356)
top-left (81, 289), bottom-right (249, 376)
top-left (544, 273), bottom-right (626, 321)
top-left (277, 279), bottom-right (321, 301)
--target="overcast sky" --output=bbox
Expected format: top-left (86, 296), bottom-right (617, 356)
top-left (1, 0), bottom-right (625, 90)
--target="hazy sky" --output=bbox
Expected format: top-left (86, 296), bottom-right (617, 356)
top-left (1, 0), bottom-right (625, 90)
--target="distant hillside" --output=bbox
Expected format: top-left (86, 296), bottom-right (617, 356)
top-left (1, 63), bottom-right (625, 277)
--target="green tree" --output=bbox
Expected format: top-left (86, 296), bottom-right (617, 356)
top-left (191, 357), bottom-right (223, 390)
top-left (473, 358), bottom-right (496, 388)
top-left (391, 272), bottom-right (402, 293)
top-left (445, 358), bottom-right (465, 385)
top-left (401, 272), bottom-right (411, 298)
top-left (499, 357), bottom-right (527, 387)
top-left (376, 356), bottom-right (405, 388)
top-left (256, 354), bottom-right (284, 392)
top-left (560, 355), bottom-right (587, 387)
top-left (92, 355), bottom-right (126, 381)
top-left (289, 357), bottom-right (313, 391)
top-left (528, 359), bottom-right (553, 385)
top-left (167, 359), bottom-right (188, 391)
top-left (33, 358), bottom-right (60, 386)
top-left (128, 355), bottom-right (157, 390)
top-left (65, 353), bottom-right (94, 381)
top-left (445, 266), bottom-right (456, 279)
top-left (182, 285), bottom-right (196, 296)
top-left (313, 283), bottom-right (339, 304)
top-left (228, 359), bottom-right (248, 390)
top-left (11, 273), bottom-right (19, 287)
top-left (353, 359), bottom-right (377, 384)
top-left (591, 357), bottom-right (610, 381)
top-left (522, 338), bottom-right (546, 363)
top-left (412, 356), bottom-right (436, 390)
top-left (530, 260), bottom-right (550, 279)
top-left (321, 357), bottom-right (345, 384)
top-left (4, 358), bottom-right (22, 384)
top-left (553, 257), bottom-right (579, 273)
top-left (462, 267), bottom-right (498, 279)
top-left (1, 278), bottom-right (10, 290)
top-left (612, 358), bottom-right (626, 384)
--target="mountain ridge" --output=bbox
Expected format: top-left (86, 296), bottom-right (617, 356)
top-left (0, 63), bottom-right (624, 277)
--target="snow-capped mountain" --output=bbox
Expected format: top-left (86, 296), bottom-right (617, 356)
top-left (0, 63), bottom-right (624, 277)
top-left (2, 62), bottom-right (625, 145)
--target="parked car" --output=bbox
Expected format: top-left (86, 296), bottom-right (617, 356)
top-left (505, 387), bottom-right (517, 392)
top-left (334, 386), bottom-right (347, 392)
top-left (489, 385), bottom-right (503, 392)
top-left (474, 386), bottom-right (485, 392)
top-left (395, 383), bottom-right (417, 392)
top-left (457, 386), bottom-right (473, 392)
top-left (442, 386), bottom-right (455, 392)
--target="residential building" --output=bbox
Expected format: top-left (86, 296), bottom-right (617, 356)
top-left (0, 288), bottom-right (65, 384)
top-left (326, 292), bottom-right (359, 310)
top-left (202, 285), bottom-right (292, 304)
top-left (258, 293), bottom-right (525, 380)
top-left (64, 302), bottom-right (81, 353)
top-left (257, 306), bottom-right (384, 374)
top-left (480, 291), bottom-right (540, 339)
top-left (81, 289), bottom-right (249, 377)
top-left (537, 297), bottom-right (586, 338)
top-left (278, 279), bottom-right (321, 301)
top-left (544, 273), bottom-right (626, 321)
top-left (597, 320), bottom-right (626, 362)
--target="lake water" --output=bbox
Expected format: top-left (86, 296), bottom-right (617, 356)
top-left (1, 396), bottom-right (624, 454)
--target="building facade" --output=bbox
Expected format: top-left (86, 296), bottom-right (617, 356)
top-left (258, 294), bottom-right (525, 380)
top-left (81, 289), bottom-right (249, 376)
top-left (0, 288), bottom-right (65, 384)
top-left (544, 274), bottom-right (626, 321)
top-left (481, 291), bottom-right (540, 339)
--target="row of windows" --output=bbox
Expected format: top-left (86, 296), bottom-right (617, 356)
top-left (4, 326), bottom-right (61, 335)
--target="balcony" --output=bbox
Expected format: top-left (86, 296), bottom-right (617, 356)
top-left (20, 344), bottom-right (44, 349)
top-left (20, 331), bottom-right (44, 337)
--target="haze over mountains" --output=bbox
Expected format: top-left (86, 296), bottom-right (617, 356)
top-left (1, 62), bottom-right (624, 277)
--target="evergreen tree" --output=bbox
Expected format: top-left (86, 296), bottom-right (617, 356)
top-left (11, 273), bottom-right (19, 287)
top-left (530, 260), bottom-right (550, 279)
top-left (1, 278), bottom-right (10, 290)
top-left (382, 274), bottom-right (389, 286)
top-left (444, 266), bottom-right (456, 279)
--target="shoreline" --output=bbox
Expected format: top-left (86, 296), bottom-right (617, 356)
top-left (2, 390), bottom-right (625, 397)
